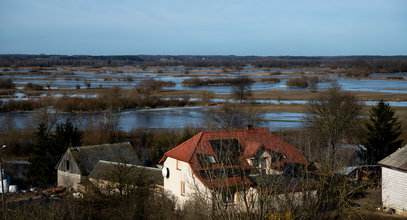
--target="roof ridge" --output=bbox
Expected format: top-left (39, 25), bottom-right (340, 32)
top-left (69, 142), bottom-right (131, 151)
top-left (201, 127), bottom-right (267, 134)
top-left (187, 131), bottom-right (204, 162)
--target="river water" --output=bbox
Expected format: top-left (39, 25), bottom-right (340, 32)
top-left (0, 107), bottom-right (304, 131)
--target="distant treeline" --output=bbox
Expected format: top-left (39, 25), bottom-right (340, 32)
top-left (1, 54), bottom-right (407, 72)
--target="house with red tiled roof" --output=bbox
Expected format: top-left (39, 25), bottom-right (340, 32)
top-left (159, 126), bottom-right (309, 208)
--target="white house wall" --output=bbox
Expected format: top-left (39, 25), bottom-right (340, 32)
top-left (163, 157), bottom-right (211, 208)
top-left (382, 167), bottom-right (407, 215)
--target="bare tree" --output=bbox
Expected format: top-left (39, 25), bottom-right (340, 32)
top-left (303, 83), bottom-right (362, 167)
top-left (134, 78), bottom-right (163, 105)
top-left (30, 107), bottom-right (61, 133)
top-left (205, 104), bottom-right (264, 130)
top-left (231, 76), bottom-right (253, 103)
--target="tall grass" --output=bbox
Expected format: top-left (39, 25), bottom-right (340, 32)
top-left (53, 96), bottom-right (194, 112)
top-left (0, 100), bottom-right (44, 112)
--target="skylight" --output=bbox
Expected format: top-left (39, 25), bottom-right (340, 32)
top-left (209, 139), bottom-right (242, 165)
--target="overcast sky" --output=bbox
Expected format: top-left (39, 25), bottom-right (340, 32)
top-left (0, 0), bottom-right (406, 56)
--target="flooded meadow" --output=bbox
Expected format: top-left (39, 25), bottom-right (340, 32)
top-left (0, 66), bottom-right (406, 130)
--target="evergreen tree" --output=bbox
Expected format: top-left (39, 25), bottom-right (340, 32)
top-left (364, 100), bottom-right (403, 163)
top-left (28, 119), bottom-right (82, 186)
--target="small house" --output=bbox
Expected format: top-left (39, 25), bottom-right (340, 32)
top-left (56, 142), bottom-right (141, 190)
top-left (378, 145), bottom-right (407, 216)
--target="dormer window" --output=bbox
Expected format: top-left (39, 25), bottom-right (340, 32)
top-left (208, 155), bottom-right (216, 164)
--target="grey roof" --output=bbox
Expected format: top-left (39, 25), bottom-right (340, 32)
top-left (88, 160), bottom-right (163, 185)
top-left (337, 144), bottom-right (367, 152)
top-left (378, 145), bottom-right (407, 171)
top-left (70, 142), bottom-right (141, 175)
top-left (335, 165), bottom-right (380, 176)
top-left (336, 166), bottom-right (359, 176)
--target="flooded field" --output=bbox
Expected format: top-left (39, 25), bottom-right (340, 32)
top-left (1, 66), bottom-right (406, 130)
top-left (1, 67), bottom-right (406, 94)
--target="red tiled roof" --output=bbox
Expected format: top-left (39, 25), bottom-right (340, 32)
top-left (160, 127), bottom-right (307, 165)
top-left (159, 127), bottom-right (308, 189)
top-left (202, 176), bottom-right (253, 190)
top-left (158, 132), bottom-right (203, 164)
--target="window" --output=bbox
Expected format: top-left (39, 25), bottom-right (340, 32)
top-left (66, 160), bottom-right (70, 171)
top-left (180, 181), bottom-right (185, 196)
top-left (176, 160), bottom-right (181, 170)
top-left (259, 157), bottom-right (267, 168)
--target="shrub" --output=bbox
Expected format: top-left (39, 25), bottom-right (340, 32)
top-left (84, 80), bottom-right (91, 88)
top-left (286, 78), bottom-right (308, 88)
top-left (0, 78), bottom-right (15, 89)
top-left (182, 78), bottom-right (204, 86)
top-left (24, 83), bottom-right (44, 91)
top-left (261, 78), bottom-right (281, 83)
top-left (386, 76), bottom-right (404, 80)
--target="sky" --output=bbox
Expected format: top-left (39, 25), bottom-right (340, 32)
top-left (0, 0), bottom-right (406, 56)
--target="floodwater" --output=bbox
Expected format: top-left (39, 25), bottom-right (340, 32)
top-left (0, 107), bottom-right (305, 131)
top-left (1, 68), bottom-right (406, 94)
top-left (3, 94), bottom-right (407, 107)
top-left (0, 68), bottom-right (406, 131)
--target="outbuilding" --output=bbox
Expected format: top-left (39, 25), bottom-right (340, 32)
top-left (378, 145), bottom-right (407, 216)
top-left (56, 142), bottom-right (141, 190)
